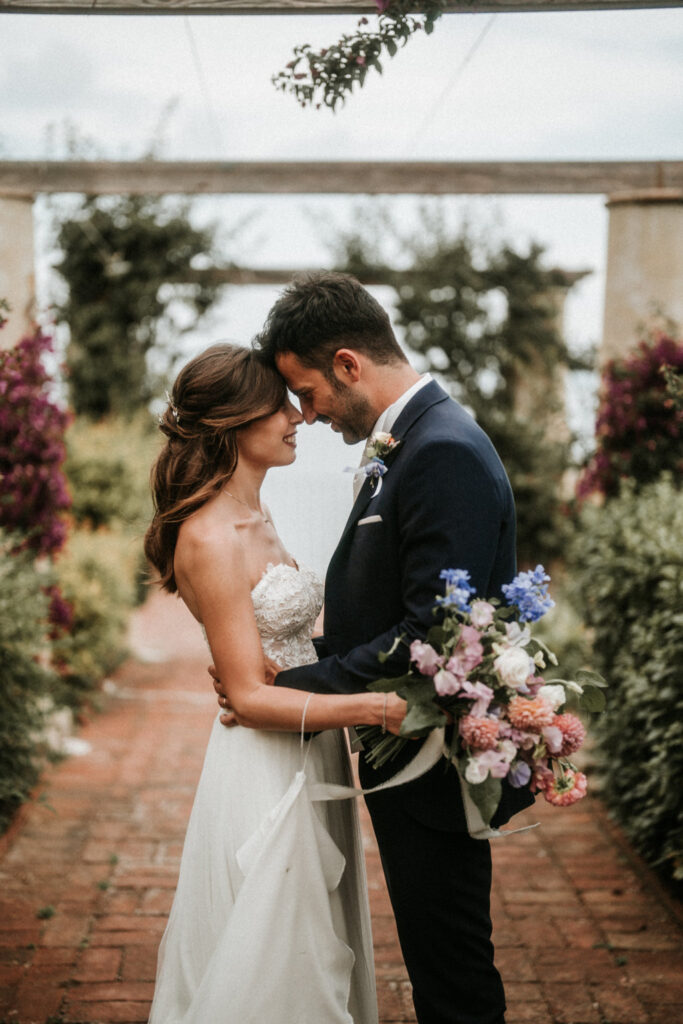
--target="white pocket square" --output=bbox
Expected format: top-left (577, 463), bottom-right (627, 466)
top-left (357, 514), bottom-right (383, 526)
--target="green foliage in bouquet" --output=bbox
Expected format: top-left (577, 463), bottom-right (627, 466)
top-left (573, 475), bottom-right (683, 886)
top-left (0, 531), bottom-right (58, 831)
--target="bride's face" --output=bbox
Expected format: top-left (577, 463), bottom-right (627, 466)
top-left (236, 397), bottom-right (304, 470)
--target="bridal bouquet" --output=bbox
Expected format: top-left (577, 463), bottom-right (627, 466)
top-left (358, 566), bottom-right (606, 827)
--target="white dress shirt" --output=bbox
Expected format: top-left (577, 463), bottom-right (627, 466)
top-left (353, 373), bottom-right (432, 500)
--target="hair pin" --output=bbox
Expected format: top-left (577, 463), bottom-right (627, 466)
top-left (165, 389), bottom-right (180, 423)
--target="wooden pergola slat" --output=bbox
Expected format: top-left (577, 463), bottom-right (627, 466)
top-left (2, 160), bottom-right (682, 196)
top-left (1, 0), bottom-right (680, 13)
top-left (185, 265), bottom-right (591, 285)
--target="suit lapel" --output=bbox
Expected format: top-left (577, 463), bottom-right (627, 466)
top-left (389, 379), bottom-right (449, 439)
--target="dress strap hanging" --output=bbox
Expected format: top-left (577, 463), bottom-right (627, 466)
top-left (299, 692), bottom-right (315, 772)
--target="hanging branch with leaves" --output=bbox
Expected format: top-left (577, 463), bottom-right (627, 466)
top-left (273, 0), bottom-right (454, 111)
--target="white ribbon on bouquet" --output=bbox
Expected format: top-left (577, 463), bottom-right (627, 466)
top-left (308, 724), bottom-right (538, 842)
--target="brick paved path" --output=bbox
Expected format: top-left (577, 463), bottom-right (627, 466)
top-left (1, 592), bottom-right (681, 1024)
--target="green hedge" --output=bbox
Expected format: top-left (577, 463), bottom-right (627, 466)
top-left (52, 528), bottom-right (140, 704)
top-left (0, 532), bottom-right (58, 831)
top-left (65, 413), bottom-right (157, 533)
top-left (573, 475), bottom-right (683, 885)
top-left (64, 414), bottom-right (158, 609)
top-left (0, 369), bottom-right (161, 833)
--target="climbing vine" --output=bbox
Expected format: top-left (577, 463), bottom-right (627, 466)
top-left (273, 0), bottom-right (455, 110)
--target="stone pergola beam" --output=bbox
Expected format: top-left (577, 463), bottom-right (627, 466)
top-left (2, 160), bottom-right (682, 197)
top-left (0, 0), bottom-right (679, 13)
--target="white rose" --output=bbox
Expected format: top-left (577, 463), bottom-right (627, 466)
top-left (538, 683), bottom-right (566, 711)
top-left (497, 739), bottom-right (517, 763)
top-left (373, 431), bottom-right (393, 445)
top-left (494, 646), bottom-right (533, 689)
top-left (465, 756), bottom-right (489, 784)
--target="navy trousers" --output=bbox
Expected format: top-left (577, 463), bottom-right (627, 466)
top-left (364, 785), bottom-right (506, 1024)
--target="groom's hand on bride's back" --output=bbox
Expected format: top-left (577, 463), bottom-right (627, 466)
top-left (263, 656), bottom-right (281, 686)
top-left (209, 657), bottom-right (283, 728)
top-left (209, 665), bottom-right (238, 727)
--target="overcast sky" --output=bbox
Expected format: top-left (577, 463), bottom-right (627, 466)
top-left (2, 8), bottom-right (681, 160)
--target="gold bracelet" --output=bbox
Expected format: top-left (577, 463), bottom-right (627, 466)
top-left (382, 693), bottom-right (388, 734)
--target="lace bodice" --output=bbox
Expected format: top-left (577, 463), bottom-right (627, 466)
top-left (251, 562), bottom-right (324, 670)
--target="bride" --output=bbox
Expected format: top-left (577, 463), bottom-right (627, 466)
top-left (143, 343), bottom-right (405, 1024)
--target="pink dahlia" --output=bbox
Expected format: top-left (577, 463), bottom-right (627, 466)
top-left (541, 768), bottom-right (587, 807)
top-left (507, 695), bottom-right (554, 730)
top-left (554, 713), bottom-right (587, 756)
top-left (460, 715), bottom-right (499, 751)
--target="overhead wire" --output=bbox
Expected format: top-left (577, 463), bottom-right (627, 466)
top-left (183, 16), bottom-right (225, 157)
top-left (403, 13), bottom-right (498, 155)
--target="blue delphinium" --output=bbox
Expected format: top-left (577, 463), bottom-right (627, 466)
top-left (437, 568), bottom-right (476, 612)
top-left (502, 565), bottom-right (555, 623)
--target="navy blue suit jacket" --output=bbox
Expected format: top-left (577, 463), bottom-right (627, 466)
top-left (276, 380), bottom-right (534, 830)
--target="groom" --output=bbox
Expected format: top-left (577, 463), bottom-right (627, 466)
top-left (221, 272), bottom-right (532, 1024)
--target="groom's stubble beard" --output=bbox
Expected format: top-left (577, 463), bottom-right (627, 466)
top-left (327, 380), bottom-right (376, 445)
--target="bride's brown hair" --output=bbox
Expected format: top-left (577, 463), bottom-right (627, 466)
top-left (144, 343), bottom-right (286, 593)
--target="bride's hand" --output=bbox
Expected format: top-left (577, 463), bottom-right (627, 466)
top-left (382, 693), bottom-right (408, 736)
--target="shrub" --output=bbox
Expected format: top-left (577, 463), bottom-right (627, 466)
top-left (573, 476), bottom-right (683, 886)
top-left (52, 528), bottom-right (139, 704)
top-left (579, 334), bottom-right (683, 499)
top-left (0, 531), bottom-right (58, 831)
top-left (65, 414), bottom-right (157, 532)
top-left (0, 329), bottom-right (71, 555)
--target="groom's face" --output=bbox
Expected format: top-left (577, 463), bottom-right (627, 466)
top-left (275, 351), bottom-right (375, 445)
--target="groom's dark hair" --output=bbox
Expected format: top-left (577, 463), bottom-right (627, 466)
top-left (254, 271), bottom-right (407, 373)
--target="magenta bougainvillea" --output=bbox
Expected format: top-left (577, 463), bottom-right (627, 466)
top-left (579, 334), bottom-right (683, 499)
top-left (0, 328), bottom-right (72, 554)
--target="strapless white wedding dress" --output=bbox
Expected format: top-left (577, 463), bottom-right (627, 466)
top-left (148, 563), bottom-right (378, 1024)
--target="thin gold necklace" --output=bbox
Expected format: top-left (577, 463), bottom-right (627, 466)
top-left (224, 489), bottom-right (271, 525)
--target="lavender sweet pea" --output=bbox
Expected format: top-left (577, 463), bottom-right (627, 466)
top-left (409, 639), bottom-right (443, 677)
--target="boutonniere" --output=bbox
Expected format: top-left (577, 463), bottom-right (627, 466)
top-left (364, 431), bottom-right (400, 462)
top-left (346, 433), bottom-right (402, 497)
top-left (357, 434), bottom-right (402, 494)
